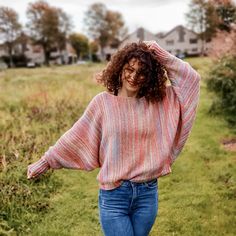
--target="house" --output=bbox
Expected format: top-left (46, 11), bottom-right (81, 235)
top-left (155, 25), bottom-right (209, 56)
top-left (48, 42), bottom-right (77, 65)
top-left (96, 27), bottom-right (157, 61)
top-left (96, 39), bottom-right (120, 61)
top-left (0, 32), bottom-right (77, 66)
top-left (96, 25), bottom-right (210, 60)
top-left (119, 27), bottom-right (158, 49)
top-left (0, 44), bottom-right (8, 57)
top-left (0, 32), bottom-right (46, 65)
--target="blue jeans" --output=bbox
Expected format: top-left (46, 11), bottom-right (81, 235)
top-left (98, 179), bottom-right (158, 236)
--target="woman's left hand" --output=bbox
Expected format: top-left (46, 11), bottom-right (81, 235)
top-left (143, 40), bottom-right (156, 48)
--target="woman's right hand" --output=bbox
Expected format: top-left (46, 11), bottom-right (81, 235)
top-left (27, 158), bottom-right (50, 180)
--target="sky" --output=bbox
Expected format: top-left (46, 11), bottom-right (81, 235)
top-left (1, 0), bottom-right (234, 36)
top-left (0, 0), bottom-right (193, 35)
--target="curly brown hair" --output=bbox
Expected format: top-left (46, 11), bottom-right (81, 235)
top-left (96, 41), bottom-right (168, 104)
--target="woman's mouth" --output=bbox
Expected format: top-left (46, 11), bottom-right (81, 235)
top-left (127, 79), bottom-right (136, 86)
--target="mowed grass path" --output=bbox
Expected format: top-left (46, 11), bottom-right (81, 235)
top-left (0, 59), bottom-right (235, 236)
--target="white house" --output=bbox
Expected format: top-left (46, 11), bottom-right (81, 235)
top-left (119, 27), bottom-right (157, 49)
top-left (0, 44), bottom-right (8, 57)
top-left (96, 27), bottom-right (158, 61)
top-left (155, 25), bottom-right (209, 56)
top-left (0, 32), bottom-right (77, 66)
top-left (97, 25), bottom-right (210, 60)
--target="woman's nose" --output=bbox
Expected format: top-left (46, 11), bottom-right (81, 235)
top-left (130, 71), bottom-right (136, 79)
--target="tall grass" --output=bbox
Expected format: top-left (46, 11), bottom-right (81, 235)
top-left (0, 63), bottom-right (104, 235)
top-left (0, 59), bottom-right (235, 235)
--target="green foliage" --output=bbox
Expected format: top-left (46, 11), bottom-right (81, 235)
top-left (216, 2), bottom-right (236, 32)
top-left (206, 55), bottom-right (236, 129)
top-left (69, 33), bottom-right (89, 59)
top-left (0, 167), bottom-right (61, 235)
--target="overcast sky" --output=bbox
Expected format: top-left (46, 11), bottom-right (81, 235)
top-left (1, 0), bottom-right (235, 35)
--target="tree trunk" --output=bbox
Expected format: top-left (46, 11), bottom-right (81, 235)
top-left (7, 44), bottom-right (14, 68)
top-left (43, 47), bottom-right (50, 66)
top-left (201, 36), bottom-right (205, 56)
top-left (100, 46), bottom-right (105, 61)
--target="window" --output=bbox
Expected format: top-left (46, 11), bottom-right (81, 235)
top-left (192, 48), bottom-right (198, 52)
top-left (190, 38), bottom-right (198, 44)
top-left (166, 40), bottom-right (174, 45)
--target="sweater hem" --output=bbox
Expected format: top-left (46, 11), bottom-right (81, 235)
top-left (98, 165), bottom-right (172, 190)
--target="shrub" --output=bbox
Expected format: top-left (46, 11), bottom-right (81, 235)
top-left (206, 55), bottom-right (236, 130)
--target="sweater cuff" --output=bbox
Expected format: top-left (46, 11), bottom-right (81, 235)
top-left (27, 157), bottom-right (50, 179)
top-left (149, 41), bottom-right (176, 65)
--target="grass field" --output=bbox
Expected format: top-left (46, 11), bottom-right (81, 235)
top-left (0, 58), bottom-right (235, 235)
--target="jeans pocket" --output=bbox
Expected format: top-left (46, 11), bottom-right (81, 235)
top-left (99, 182), bottom-right (125, 196)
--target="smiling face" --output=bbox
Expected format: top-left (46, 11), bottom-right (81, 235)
top-left (119, 58), bottom-right (145, 97)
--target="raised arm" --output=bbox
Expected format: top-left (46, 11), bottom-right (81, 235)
top-left (146, 41), bottom-right (201, 164)
top-left (27, 95), bottom-right (102, 179)
top-left (148, 41), bottom-right (201, 106)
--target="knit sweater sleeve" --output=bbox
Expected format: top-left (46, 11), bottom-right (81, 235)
top-left (149, 41), bottom-right (201, 164)
top-left (27, 95), bottom-right (102, 179)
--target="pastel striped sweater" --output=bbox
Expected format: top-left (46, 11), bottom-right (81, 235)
top-left (27, 42), bottom-right (201, 190)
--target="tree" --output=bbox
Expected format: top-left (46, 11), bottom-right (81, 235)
top-left (89, 40), bottom-right (100, 62)
top-left (69, 33), bottom-right (89, 59)
top-left (209, 0), bottom-right (236, 32)
top-left (26, 0), bottom-right (72, 65)
top-left (208, 24), bottom-right (236, 58)
top-left (186, 0), bottom-right (236, 53)
top-left (0, 7), bottom-right (22, 67)
top-left (206, 1), bottom-right (236, 129)
top-left (84, 3), bottom-right (127, 59)
top-left (206, 54), bottom-right (236, 129)
top-left (105, 10), bottom-right (127, 45)
top-left (57, 8), bottom-right (72, 51)
top-left (185, 0), bottom-right (214, 55)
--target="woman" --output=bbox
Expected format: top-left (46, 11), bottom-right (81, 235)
top-left (27, 40), bottom-right (201, 236)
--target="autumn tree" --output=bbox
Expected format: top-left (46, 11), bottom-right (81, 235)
top-left (105, 10), bottom-right (127, 44)
top-left (26, 0), bottom-right (72, 65)
top-left (207, 1), bottom-right (236, 58)
top-left (57, 8), bottom-right (72, 52)
top-left (69, 33), bottom-right (89, 59)
top-left (186, 0), bottom-right (236, 53)
top-left (209, 0), bottom-right (236, 32)
top-left (208, 25), bottom-right (236, 58)
top-left (0, 6), bottom-right (22, 67)
top-left (84, 3), bottom-right (127, 59)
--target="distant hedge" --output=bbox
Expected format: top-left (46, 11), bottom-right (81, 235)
top-left (1, 54), bottom-right (28, 67)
